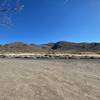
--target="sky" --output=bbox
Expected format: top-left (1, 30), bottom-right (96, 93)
top-left (0, 0), bottom-right (100, 44)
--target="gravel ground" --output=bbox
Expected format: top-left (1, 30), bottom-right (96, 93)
top-left (0, 59), bottom-right (100, 100)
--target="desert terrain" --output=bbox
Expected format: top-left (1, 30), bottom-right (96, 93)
top-left (0, 58), bottom-right (100, 100)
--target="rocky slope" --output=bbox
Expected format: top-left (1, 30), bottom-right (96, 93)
top-left (0, 41), bottom-right (100, 53)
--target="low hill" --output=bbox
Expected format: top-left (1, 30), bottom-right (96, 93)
top-left (0, 41), bottom-right (100, 53)
top-left (51, 41), bottom-right (100, 53)
top-left (0, 42), bottom-right (47, 53)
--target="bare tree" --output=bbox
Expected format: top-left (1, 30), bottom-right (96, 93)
top-left (0, 0), bottom-right (24, 26)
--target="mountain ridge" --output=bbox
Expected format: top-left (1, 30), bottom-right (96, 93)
top-left (0, 41), bottom-right (100, 53)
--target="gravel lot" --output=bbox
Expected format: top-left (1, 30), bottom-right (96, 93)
top-left (0, 59), bottom-right (100, 100)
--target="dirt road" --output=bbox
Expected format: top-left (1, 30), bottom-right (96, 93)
top-left (0, 59), bottom-right (100, 100)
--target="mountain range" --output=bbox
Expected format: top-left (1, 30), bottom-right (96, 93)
top-left (0, 41), bottom-right (100, 53)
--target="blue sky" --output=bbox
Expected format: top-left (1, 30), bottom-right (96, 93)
top-left (0, 0), bottom-right (100, 44)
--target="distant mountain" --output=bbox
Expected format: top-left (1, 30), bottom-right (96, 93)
top-left (0, 41), bottom-right (100, 53)
top-left (0, 42), bottom-right (47, 53)
top-left (51, 41), bottom-right (100, 53)
top-left (41, 43), bottom-right (55, 51)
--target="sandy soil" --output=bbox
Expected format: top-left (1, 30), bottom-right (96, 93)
top-left (0, 59), bottom-right (100, 100)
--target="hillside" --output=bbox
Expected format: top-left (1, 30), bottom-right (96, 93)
top-left (0, 42), bottom-right (47, 53)
top-left (0, 41), bottom-right (100, 53)
top-left (51, 41), bottom-right (100, 53)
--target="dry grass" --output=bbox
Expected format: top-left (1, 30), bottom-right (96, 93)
top-left (0, 59), bottom-right (100, 100)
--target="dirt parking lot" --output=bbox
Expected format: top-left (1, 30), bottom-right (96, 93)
top-left (0, 59), bottom-right (100, 100)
